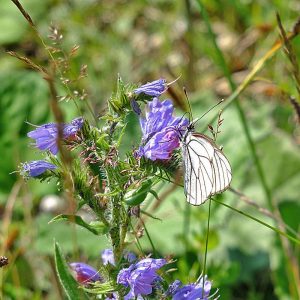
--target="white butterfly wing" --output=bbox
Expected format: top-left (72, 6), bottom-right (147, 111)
top-left (183, 133), bottom-right (214, 205)
top-left (210, 148), bottom-right (232, 195)
top-left (183, 133), bottom-right (232, 205)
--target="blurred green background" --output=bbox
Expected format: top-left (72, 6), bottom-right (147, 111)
top-left (0, 0), bottom-right (300, 299)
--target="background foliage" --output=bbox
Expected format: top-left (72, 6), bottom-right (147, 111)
top-left (0, 0), bottom-right (299, 299)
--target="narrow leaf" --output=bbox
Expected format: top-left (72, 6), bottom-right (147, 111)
top-left (54, 242), bottom-right (89, 300)
top-left (49, 214), bottom-right (108, 235)
top-left (124, 180), bottom-right (153, 206)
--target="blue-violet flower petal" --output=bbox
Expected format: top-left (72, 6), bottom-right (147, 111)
top-left (22, 160), bottom-right (57, 177)
top-left (70, 262), bottom-right (101, 284)
top-left (101, 249), bottom-right (115, 266)
top-left (138, 98), bottom-right (188, 160)
top-left (27, 117), bottom-right (83, 155)
top-left (117, 258), bottom-right (166, 300)
top-left (134, 79), bottom-right (166, 97)
top-left (172, 275), bottom-right (214, 300)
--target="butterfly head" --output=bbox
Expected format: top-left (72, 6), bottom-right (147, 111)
top-left (187, 118), bottom-right (200, 132)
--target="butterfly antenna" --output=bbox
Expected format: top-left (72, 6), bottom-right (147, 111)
top-left (193, 99), bottom-right (224, 126)
top-left (183, 87), bottom-right (193, 123)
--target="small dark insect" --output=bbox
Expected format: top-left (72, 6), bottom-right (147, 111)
top-left (0, 256), bottom-right (8, 267)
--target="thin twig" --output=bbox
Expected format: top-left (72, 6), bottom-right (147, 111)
top-left (6, 51), bottom-right (48, 74)
top-left (10, 0), bottom-right (35, 26)
top-left (10, 0), bottom-right (97, 125)
top-left (277, 13), bottom-right (300, 98)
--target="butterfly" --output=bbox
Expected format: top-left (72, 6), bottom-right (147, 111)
top-left (180, 102), bottom-right (232, 205)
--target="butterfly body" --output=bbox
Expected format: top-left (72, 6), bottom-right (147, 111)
top-left (181, 125), bottom-right (232, 205)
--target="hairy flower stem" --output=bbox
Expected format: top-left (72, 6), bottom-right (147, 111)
top-left (92, 199), bottom-right (110, 228)
top-left (119, 209), bottom-right (130, 255)
top-left (110, 196), bottom-right (122, 262)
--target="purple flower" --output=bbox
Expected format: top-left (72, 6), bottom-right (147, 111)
top-left (138, 98), bottom-right (189, 161)
top-left (27, 123), bottom-right (58, 154)
top-left (134, 79), bottom-right (167, 97)
top-left (101, 249), bottom-right (115, 266)
top-left (63, 117), bottom-right (84, 137)
top-left (22, 160), bottom-right (57, 177)
top-left (27, 117), bottom-right (83, 155)
top-left (171, 276), bottom-right (215, 300)
top-left (131, 99), bottom-right (142, 115)
top-left (101, 249), bottom-right (137, 266)
top-left (70, 262), bottom-right (101, 285)
top-left (117, 258), bottom-right (167, 300)
top-left (165, 279), bottom-right (182, 297)
top-left (123, 251), bottom-right (137, 263)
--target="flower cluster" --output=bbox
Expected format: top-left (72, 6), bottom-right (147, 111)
top-left (117, 257), bottom-right (166, 300)
top-left (167, 276), bottom-right (216, 300)
top-left (71, 254), bottom-right (217, 300)
top-left (21, 117), bottom-right (83, 177)
top-left (27, 117), bottom-right (83, 155)
top-left (21, 78), bottom-right (219, 300)
top-left (135, 80), bottom-right (189, 161)
top-left (70, 249), bottom-right (136, 284)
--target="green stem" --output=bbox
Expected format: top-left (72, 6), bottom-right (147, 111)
top-left (183, 202), bottom-right (191, 253)
top-left (129, 220), bottom-right (144, 255)
top-left (212, 198), bottom-right (300, 245)
top-left (110, 196), bottom-right (121, 262)
top-left (202, 199), bottom-right (212, 296)
top-left (119, 207), bottom-right (130, 254)
top-left (142, 220), bottom-right (157, 257)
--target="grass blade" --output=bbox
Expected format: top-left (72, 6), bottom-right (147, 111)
top-left (212, 198), bottom-right (300, 245)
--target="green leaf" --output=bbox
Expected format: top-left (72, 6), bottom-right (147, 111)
top-left (279, 201), bottom-right (300, 232)
top-left (49, 214), bottom-right (109, 235)
top-left (124, 179), bottom-right (153, 206)
top-left (54, 242), bottom-right (89, 300)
